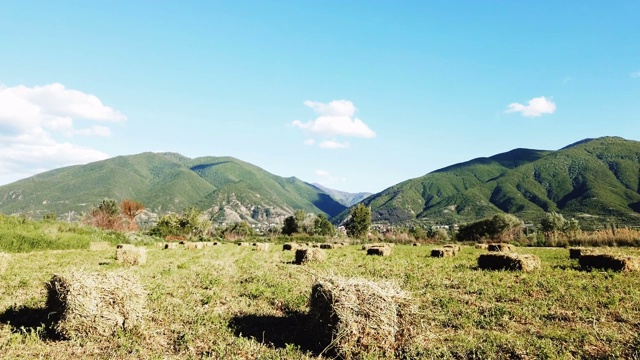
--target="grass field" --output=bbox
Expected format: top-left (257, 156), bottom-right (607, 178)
top-left (1, 239), bottom-right (639, 359)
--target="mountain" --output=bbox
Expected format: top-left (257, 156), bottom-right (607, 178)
top-left (310, 183), bottom-right (372, 207)
top-left (338, 137), bottom-right (640, 228)
top-left (0, 152), bottom-right (346, 225)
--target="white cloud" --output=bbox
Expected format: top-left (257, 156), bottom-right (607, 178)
top-left (304, 139), bottom-right (315, 145)
top-left (291, 100), bottom-right (376, 142)
top-left (505, 96), bottom-right (556, 117)
top-left (319, 140), bottom-right (350, 149)
top-left (0, 83), bottom-right (125, 185)
top-left (631, 71), bottom-right (640, 78)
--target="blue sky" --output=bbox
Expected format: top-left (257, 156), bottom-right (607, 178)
top-left (1, 1), bottom-right (639, 193)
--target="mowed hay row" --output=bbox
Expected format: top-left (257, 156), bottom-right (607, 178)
top-left (367, 246), bottom-right (392, 256)
top-left (46, 270), bottom-right (146, 339)
top-left (579, 254), bottom-right (640, 272)
top-left (254, 243), bottom-right (270, 251)
top-left (0, 252), bottom-right (9, 274)
top-left (308, 276), bottom-right (415, 359)
top-left (487, 243), bottom-right (513, 252)
top-left (569, 247), bottom-right (596, 259)
top-left (184, 242), bottom-right (205, 250)
top-left (475, 243), bottom-right (489, 250)
top-left (89, 241), bottom-right (111, 251)
top-left (430, 248), bottom-right (455, 258)
top-left (115, 247), bottom-right (147, 266)
top-left (478, 253), bottom-right (541, 272)
top-left (295, 248), bottom-right (327, 264)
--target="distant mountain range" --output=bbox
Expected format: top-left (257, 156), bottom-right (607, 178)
top-left (345, 136), bottom-right (640, 228)
top-left (1, 136), bottom-right (640, 229)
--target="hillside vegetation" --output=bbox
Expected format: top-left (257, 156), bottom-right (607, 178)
top-left (351, 137), bottom-right (640, 228)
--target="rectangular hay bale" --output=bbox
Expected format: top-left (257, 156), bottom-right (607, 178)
top-left (487, 243), bottom-right (512, 252)
top-left (282, 243), bottom-right (298, 251)
top-left (164, 243), bottom-right (178, 250)
top-left (478, 253), bottom-right (541, 272)
top-left (430, 248), bottom-right (455, 258)
top-left (115, 247), bottom-right (147, 266)
top-left (579, 254), bottom-right (639, 272)
top-left (569, 247), bottom-right (595, 259)
top-left (308, 276), bottom-right (413, 359)
top-left (46, 270), bottom-right (146, 339)
top-left (367, 246), bottom-right (391, 256)
top-left (295, 248), bottom-right (326, 264)
top-left (255, 243), bottom-right (270, 251)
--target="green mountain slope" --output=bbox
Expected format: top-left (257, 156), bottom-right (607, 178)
top-left (341, 137), bottom-right (640, 227)
top-left (0, 152), bottom-right (346, 224)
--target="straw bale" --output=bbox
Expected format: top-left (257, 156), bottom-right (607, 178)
top-left (116, 244), bottom-right (136, 250)
top-left (475, 243), bottom-right (489, 250)
top-left (443, 244), bottom-right (461, 254)
top-left (478, 253), bottom-right (541, 272)
top-left (184, 242), bottom-right (205, 249)
top-left (308, 276), bottom-right (414, 359)
top-left (282, 243), bottom-right (298, 251)
top-left (362, 243), bottom-right (390, 251)
top-left (569, 247), bottom-right (595, 259)
top-left (367, 246), bottom-right (392, 256)
top-left (412, 243), bottom-right (421, 247)
top-left (579, 254), bottom-right (639, 272)
top-left (115, 247), bottom-right (147, 266)
top-left (0, 252), bottom-right (9, 274)
top-left (430, 248), bottom-right (455, 258)
top-left (213, 242), bottom-right (220, 246)
top-left (164, 243), bottom-right (178, 250)
top-left (320, 243), bottom-right (335, 249)
top-left (487, 243), bottom-right (512, 252)
top-left (238, 242), bottom-right (250, 246)
top-left (46, 270), bottom-right (146, 339)
top-left (295, 248), bottom-right (326, 264)
top-left (203, 241), bottom-right (213, 247)
top-left (255, 243), bottom-right (270, 251)
top-left (89, 242), bottom-right (110, 251)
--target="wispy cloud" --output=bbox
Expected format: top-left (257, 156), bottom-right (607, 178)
top-left (505, 96), bottom-right (556, 117)
top-left (319, 140), bottom-right (349, 149)
top-left (291, 100), bottom-right (375, 149)
top-left (0, 83), bottom-right (125, 184)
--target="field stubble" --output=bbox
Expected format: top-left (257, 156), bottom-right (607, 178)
top-left (0, 244), bottom-right (639, 359)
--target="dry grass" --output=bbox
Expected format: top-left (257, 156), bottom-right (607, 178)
top-left (115, 247), bottom-right (147, 266)
top-left (295, 248), bottom-right (326, 264)
top-left (307, 276), bottom-right (415, 359)
top-left (0, 252), bottom-right (9, 274)
top-left (487, 243), bottom-right (512, 252)
top-left (478, 253), bottom-right (541, 272)
top-left (88, 242), bottom-right (110, 251)
top-left (46, 270), bottom-right (146, 339)
top-left (579, 254), bottom-right (640, 272)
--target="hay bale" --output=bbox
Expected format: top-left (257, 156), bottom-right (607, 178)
top-left (308, 276), bottom-right (413, 359)
top-left (116, 244), bottom-right (135, 250)
top-left (320, 243), bottom-right (335, 249)
top-left (579, 254), bottom-right (639, 272)
top-left (478, 253), bottom-right (541, 272)
top-left (295, 248), bottom-right (327, 264)
top-left (184, 242), bottom-right (204, 249)
top-left (213, 241), bottom-right (220, 246)
top-left (412, 243), bottom-right (420, 247)
top-left (282, 243), bottom-right (298, 251)
top-left (115, 247), bottom-right (147, 266)
top-left (0, 252), bottom-right (9, 274)
top-left (164, 243), bottom-right (178, 250)
top-left (255, 243), bottom-right (270, 251)
top-left (46, 270), bottom-right (146, 339)
top-left (569, 247), bottom-right (596, 259)
top-left (362, 243), bottom-right (388, 251)
top-left (487, 243), bottom-right (512, 252)
top-left (475, 243), bottom-right (489, 250)
top-left (89, 242), bottom-right (110, 251)
top-left (367, 246), bottom-right (392, 256)
top-left (203, 241), bottom-right (213, 247)
top-left (238, 242), bottom-right (250, 247)
top-left (430, 248), bottom-right (455, 258)
top-left (443, 244), bottom-right (461, 254)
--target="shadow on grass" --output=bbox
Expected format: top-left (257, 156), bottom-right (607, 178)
top-left (0, 304), bottom-right (60, 340)
top-left (228, 311), bottom-right (323, 356)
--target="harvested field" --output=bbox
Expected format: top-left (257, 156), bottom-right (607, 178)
top-left (367, 246), bottom-right (391, 256)
top-left (487, 243), bottom-right (512, 252)
top-left (308, 276), bottom-right (414, 359)
top-left (295, 248), bottom-right (326, 264)
top-left (88, 242), bottom-right (110, 251)
top-left (45, 270), bottom-right (146, 339)
top-left (478, 253), bottom-right (541, 272)
top-left (115, 247), bottom-right (147, 266)
top-left (0, 252), bottom-right (9, 274)
top-left (579, 254), bottom-right (640, 272)
top-left (254, 243), bottom-right (270, 251)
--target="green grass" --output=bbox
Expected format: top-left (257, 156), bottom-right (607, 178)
top-left (1, 232), bottom-right (639, 359)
